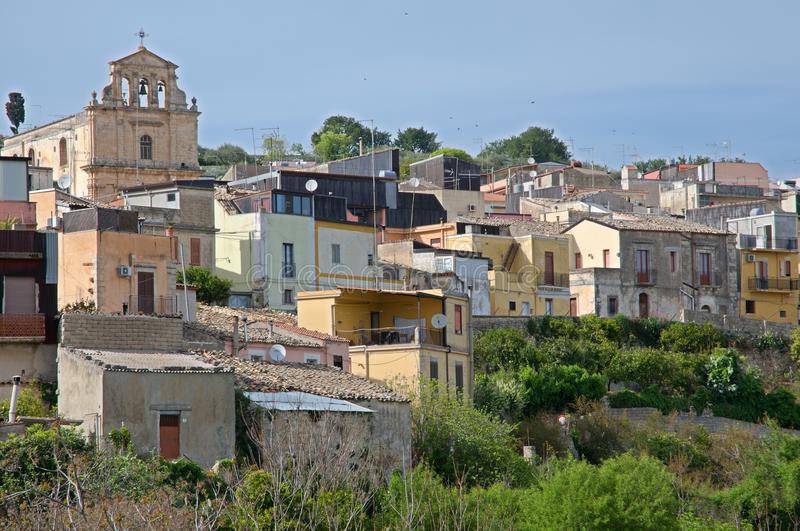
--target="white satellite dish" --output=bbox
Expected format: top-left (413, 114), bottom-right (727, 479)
top-left (57, 174), bottom-right (72, 190)
top-left (527, 157), bottom-right (536, 165)
top-left (408, 177), bottom-right (420, 188)
top-left (269, 344), bottom-right (287, 362)
top-left (305, 179), bottom-right (318, 192)
top-left (431, 313), bottom-right (448, 329)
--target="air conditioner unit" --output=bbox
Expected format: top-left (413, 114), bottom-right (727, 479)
top-left (746, 254), bottom-right (755, 263)
top-left (118, 265), bottom-right (132, 277)
top-left (468, 204), bottom-right (477, 212)
top-left (46, 216), bottom-right (61, 229)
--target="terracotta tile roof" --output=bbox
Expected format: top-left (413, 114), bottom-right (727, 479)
top-left (456, 215), bottom-right (510, 227)
top-left (194, 351), bottom-right (408, 402)
top-left (63, 348), bottom-right (231, 374)
top-left (566, 214), bottom-right (729, 235)
top-left (507, 219), bottom-right (564, 237)
top-left (190, 304), bottom-right (347, 347)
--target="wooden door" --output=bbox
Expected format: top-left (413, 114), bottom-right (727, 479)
top-left (159, 414), bottom-right (180, 460)
top-left (370, 311), bottom-right (381, 344)
top-left (137, 272), bottom-right (155, 315)
top-left (569, 297), bottom-right (577, 317)
top-left (638, 293), bottom-right (649, 318)
top-left (190, 238), bottom-right (201, 266)
top-left (544, 251), bottom-right (554, 285)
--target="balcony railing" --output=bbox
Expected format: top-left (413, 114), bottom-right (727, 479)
top-left (634, 269), bottom-right (656, 285)
top-left (344, 326), bottom-right (445, 348)
top-left (126, 295), bottom-right (178, 316)
top-left (85, 157), bottom-right (201, 171)
top-left (536, 272), bottom-right (570, 288)
top-left (739, 234), bottom-right (798, 250)
top-left (748, 277), bottom-right (800, 291)
top-left (0, 314), bottom-right (45, 339)
top-left (696, 271), bottom-right (723, 287)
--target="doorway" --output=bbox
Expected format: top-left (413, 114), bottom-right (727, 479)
top-left (638, 293), bottom-right (649, 318)
top-left (137, 271), bottom-right (155, 314)
top-left (159, 414), bottom-right (180, 460)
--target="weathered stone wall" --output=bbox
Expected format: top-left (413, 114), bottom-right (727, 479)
top-left (609, 406), bottom-right (800, 437)
top-left (60, 313), bottom-right (184, 351)
top-left (680, 309), bottom-right (793, 338)
top-left (472, 315), bottom-right (530, 334)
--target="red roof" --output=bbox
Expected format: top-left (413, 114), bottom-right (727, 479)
top-left (642, 170), bottom-right (660, 180)
top-left (272, 321), bottom-right (349, 343)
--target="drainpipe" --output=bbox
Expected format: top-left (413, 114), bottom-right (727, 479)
top-left (8, 376), bottom-right (21, 423)
top-left (232, 316), bottom-right (239, 356)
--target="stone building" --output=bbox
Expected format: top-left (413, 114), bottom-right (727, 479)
top-left (0, 45), bottom-right (201, 201)
top-left (565, 215), bottom-right (737, 319)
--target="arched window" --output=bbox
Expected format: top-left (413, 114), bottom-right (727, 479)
top-left (140, 135), bottom-right (153, 160)
top-left (27, 148), bottom-right (34, 165)
top-left (156, 81), bottom-right (166, 108)
top-left (59, 138), bottom-right (68, 167)
top-left (120, 77), bottom-right (130, 106)
top-left (137, 78), bottom-right (149, 107)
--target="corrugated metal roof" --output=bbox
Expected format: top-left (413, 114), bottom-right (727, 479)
top-left (245, 391), bottom-right (373, 413)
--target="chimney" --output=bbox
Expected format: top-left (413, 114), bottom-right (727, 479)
top-left (8, 376), bottom-right (21, 423)
top-left (232, 316), bottom-right (239, 356)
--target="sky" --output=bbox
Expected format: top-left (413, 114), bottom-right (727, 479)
top-left (2, 0), bottom-right (799, 177)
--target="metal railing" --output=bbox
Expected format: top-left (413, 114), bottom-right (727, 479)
top-left (748, 277), bottom-right (800, 291)
top-left (126, 295), bottom-right (178, 316)
top-left (0, 314), bottom-right (45, 338)
top-left (343, 326), bottom-right (445, 347)
top-left (536, 272), bottom-right (570, 288)
top-left (634, 269), bottom-right (656, 285)
top-left (696, 271), bottom-right (723, 287)
top-left (739, 234), bottom-right (798, 250)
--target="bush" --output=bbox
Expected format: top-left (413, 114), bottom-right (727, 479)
top-left (640, 432), bottom-right (710, 471)
top-left (0, 388), bottom-right (53, 419)
top-left (535, 336), bottom-right (618, 374)
top-left (790, 327), bottom-right (800, 363)
top-left (412, 382), bottom-right (531, 487)
top-left (605, 347), bottom-right (700, 393)
top-left (520, 364), bottom-right (606, 415)
top-left (177, 266), bottom-right (232, 305)
top-left (659, 322), bottom-right (725, 353)
top-left (474, 370), bottom-right (526, 422)
top-left (608, 386), bottom-right (690, 414)
top-left (518, 454), bottom-right (680, 530)
top-left (571, 399), bottom-right (633, 464)
top-left (754, 331), bottom-right (789, 354)
top-left (630, 317), bottom-right (669, 348)
top-left (706, 348), bottom-right (744, 397)
top-left (474, 328), bottom-right (537, 371)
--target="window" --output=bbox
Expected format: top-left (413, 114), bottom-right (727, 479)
top-left (509, 301), bottom-right (516, 312)
top-left (304, 353), bottom-right (321, 364)
top-left (332, 244), bottom-right (341, 264)
top-left (455, 361), bottom-right (464, 391)
top-left (544, 251), bottom-right (554, 285)
top-left (544, 298), bottom-right (553, 316)
top-left (367, 254), bottom-right (374, 266)
top-left (607, 296), bottom-right (618, 316)
top-left (190, 238), bottom-right (201, 266)
top-left (333, 355), bottom-right (344, 369)
top-left (603, 249), bottom-right (610, 268)
top-left (670, 251), bottom-right (677, 273)
top-left (166, 192), bottom-right (176, 202)
top-left (27, 148), bottom-right (34, 164)
top-left (272, 193), bottom-right (311, 215)
top-left (638, 292), bottom-right (649, 318)
top-left (282, 243), bottom-right (295, 277)
top-left (780, 310), bottom-right (787, 318)
top-left (430, 238), bottom-right (441, 247)
top-left (574, 252), bottom-right (582, 269)
top-left (250, 354), bottom-right (264, 363)
top-left (59, 138), bottom-right (68, 166)
top-left (784, 259), bottom-right (792, 277)
top-left (745, 300), bottom-right (755, 314)
top-left (635, 249), bottom-right (650, 283)
top-left (698, 252), bottom-right (712, 285)
top-left (139, 135), bottom-right (153, 160)
top-left (283, 289), bottom-right (293, 305)
top-left (429, 358), bottom-right (439, 380)
top-left (521, 301), bottom-right (531, 316)
top-left (454, 304), bottom-right (463, 335)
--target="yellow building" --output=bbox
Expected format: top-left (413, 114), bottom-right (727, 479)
top-left (444, 219), bottom-right (570, 316)
top-left (728, 212), bottom-right (800, 324)
top-left (297, 288), bottom-right (472, 395)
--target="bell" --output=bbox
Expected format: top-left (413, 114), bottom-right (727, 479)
top-left (138, 80), bottom-right (148, 95)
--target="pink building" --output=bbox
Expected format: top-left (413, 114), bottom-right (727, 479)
top-left (698, 162), bottom-right (769, 191)
top-left (189, 304), bottom-right (351, 371)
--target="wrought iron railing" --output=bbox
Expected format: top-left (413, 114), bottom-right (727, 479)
top-left (748, 277), bottom-right (800, 291)
top-left (126, 295), bottom-right (178, 316)
top-left (739, 234), bottom-right (798, 250)
top-left (536, 272), bottom-right (570, 288)
top-left (634, 269), bottom-right (656, 285)
top-left (343, 326), bottom-right (445, 347)
top-left (696, 271), bottom-right (723, 287)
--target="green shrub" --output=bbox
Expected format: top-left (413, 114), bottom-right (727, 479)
top-left (754, 331), bottom-right (789, 354)
top-left (571, 399), bottom-right (633, 464)
top-left (608, 386), bottom-right (690, 414)
top-left (520, 364), bottom-right (606, 415)
top-left (474, 328), bottom-right (537, 371)
top-left (535, 336), bottom-right (618, 373)
top-left (659, 322), bottom-right (725, 353)
top-left (0, 388), bottom-right (54, 419)
top-left (630, 317), bottom-right (669, 347)
top-left (177, 266), bottom-right (232, 305)
top-left (640, 432), bottom-right (710, 471)
top-left (605, 347), bottom-right (699, 393)
top-left (474, 370), bottom-right (526, 422)
top-left (706, 348), bottom-right (744, 397)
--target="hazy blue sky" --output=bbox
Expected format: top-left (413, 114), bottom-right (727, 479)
top-left (3, 0), bottom-right (799, 177)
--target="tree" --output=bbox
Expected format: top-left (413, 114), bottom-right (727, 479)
top-left (479, 126), bottom-right (570, 169)
top-left (474, 328), bottom-right (537, 371)
top-left (198, 143), bottom-right (249, 166)
top-left (5, 93), bottom-right (25, 135)
top-left (260, 135), bottom-right (286, 163)
top-left (395, 127), bottom-right (440, 153)
top-left (288, 143), bottom-right (312, 160)
top-left (176, 266), bottom-right (231, 305)
top-left (310, 115), bottom-right (391, 159)
top-left (430, 147), bottom-right (475, 164)
top-left (314, 132), bottom-right (352, 162)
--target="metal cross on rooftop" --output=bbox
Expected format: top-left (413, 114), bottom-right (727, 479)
top-left (135, 28), bottom-right (148, 48)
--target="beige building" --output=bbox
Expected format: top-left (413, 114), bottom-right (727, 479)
top-left (0, 45), bottom-right (201, 201)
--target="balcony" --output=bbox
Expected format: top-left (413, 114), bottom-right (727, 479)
top-left (634, 269), bottom-right (656, 285)
top-left (127, 295), bottom-right (178, 316)
top-left (0, 314), bottom-right (45, 340)
top-left (739, 234), bottom-right (798, 251)
top-left (695, 271), bottom-right (723, 288)
top-left (343, 326), bottom-right (445, 348)
top-left (748, 277), bottom-right (800, 292)
top-left (536, 272), bottom-right (570, 288)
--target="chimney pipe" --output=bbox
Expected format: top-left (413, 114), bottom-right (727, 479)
top-left (8, 376), bottom-right (21, 423)
top-left (232, 316), bottom-right (239, 356)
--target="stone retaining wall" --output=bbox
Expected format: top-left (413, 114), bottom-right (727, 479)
top-left (60, 313), bottom-right (185, 351)
top-left (680, 309), bottom-right (793, 338)
top-left (472, 316), bottom-right (530, 334)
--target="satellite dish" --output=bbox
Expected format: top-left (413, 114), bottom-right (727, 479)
top-left (305, 179), bottom-right (318, 192)
top-left (408, 177), bottom-right (420, 188)
top-left (57, 174), bottom-right (72, 190)
top-left (527, 157), bottom-right (536, 165)
top-left (269, 344), bottom-right (287, 362)
top-left (431, 313), bottom-right (448, 329)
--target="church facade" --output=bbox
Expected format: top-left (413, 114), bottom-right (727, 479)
top-left (1, 46), bottom-right (202, 201)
